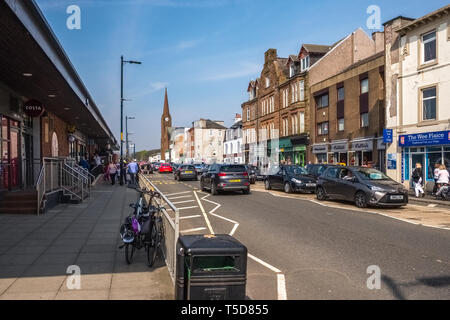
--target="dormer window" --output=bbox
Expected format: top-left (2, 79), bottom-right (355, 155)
top-left (289, 64), bottom-right (295, 78)
top-left (301, 56), bottom-right (310, 71)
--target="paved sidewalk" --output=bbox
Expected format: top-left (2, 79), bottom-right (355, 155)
top-left (0, 180), bottom-right (173, 300)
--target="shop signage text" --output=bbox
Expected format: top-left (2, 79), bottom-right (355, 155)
top-left (331, 143), bottom-right (348, 153)
top-left (312, 145), bottom-right (328, 154)
top-left (383, 129), bottom-right (393, 144)
top-left (399, 131), bottom-right (450, 147)
top-left (23, 99), bottom-right (44, 117)
top-left (352, 140), bottom-right (373, 152)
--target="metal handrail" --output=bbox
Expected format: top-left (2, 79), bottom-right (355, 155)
top-left (36, 164), bottom-right (45, 216)
top-left (138, 173), bottom-right (179, 284)
top-left (62, 165), bottom-right (83, 200)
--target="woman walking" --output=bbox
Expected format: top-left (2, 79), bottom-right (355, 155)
top-left (435, 164), bottom-right (450, 198)
top-left (412, 163), bottom-right (425, 198)
top-left (108, 161), bottom-right (118, 185)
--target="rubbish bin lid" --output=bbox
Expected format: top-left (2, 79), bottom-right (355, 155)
top-left (179, 234), bottom-right (247, 255)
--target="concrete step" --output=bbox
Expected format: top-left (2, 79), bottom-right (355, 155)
top-left (0, 206), bottom-right (37, 214)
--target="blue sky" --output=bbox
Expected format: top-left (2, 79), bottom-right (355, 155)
top-left (35, 0), bottom-right (449, 151)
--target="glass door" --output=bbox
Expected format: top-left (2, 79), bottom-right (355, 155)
top-left (411, 153), bottom-right (425, 184)
top-left (0, 116), bottom-right (21, 190)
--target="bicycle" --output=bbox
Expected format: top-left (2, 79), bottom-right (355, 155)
top-left (119, 188), bottom-right (163, 266)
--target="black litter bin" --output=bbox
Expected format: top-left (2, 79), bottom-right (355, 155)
top-left (175, 234), bottom-right (247, 300)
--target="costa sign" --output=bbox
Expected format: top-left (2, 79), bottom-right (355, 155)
top-left (23, 99), bottom-right (44, 117)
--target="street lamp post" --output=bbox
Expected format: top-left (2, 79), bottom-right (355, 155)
top-left (125, 116), bottom-right (135, 159)
top-left (120, 56), bottom-right (141, 185)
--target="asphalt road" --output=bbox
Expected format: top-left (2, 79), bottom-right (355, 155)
top-left (148, 172), bottom-right (450, 300)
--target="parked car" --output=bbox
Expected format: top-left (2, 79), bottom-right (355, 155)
top-left (316, 166), bottom-right (408, 208)
top-left (305, 164), bottom-right (334, 180)
top-left (141, 162), bottom-right (153, 174)
top-left (158, 163), bottom-right (173, 173)
top-left (200, 164), bottom-right (250, 195)
top-left (174, 165), bottom-right (198, 181)
top-left (264, 165), bottom-right (317, 193)
top-left (154, 162), bottom-right (161, 170)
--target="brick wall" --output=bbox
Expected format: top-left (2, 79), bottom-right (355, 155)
top-left (40, 111), bottom-right (69, 158)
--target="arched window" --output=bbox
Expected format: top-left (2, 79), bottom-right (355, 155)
top-left (51, 132), bottom-right (59, 157)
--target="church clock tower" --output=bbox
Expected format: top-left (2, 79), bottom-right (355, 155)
top-left (161, 88), bottom-right (172, 161)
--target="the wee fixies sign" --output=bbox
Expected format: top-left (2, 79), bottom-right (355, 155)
top-left (399, 131), bottom-right (450, 147)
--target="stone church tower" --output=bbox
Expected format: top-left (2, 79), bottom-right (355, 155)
top-left (161, 88), bottom-right (172, 161)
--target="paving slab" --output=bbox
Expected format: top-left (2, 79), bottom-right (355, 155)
top-left (0, 180), bottom-right (174, 300)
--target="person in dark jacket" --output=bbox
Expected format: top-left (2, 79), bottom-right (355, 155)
top-left (412, 163), bottom-right (425, 198)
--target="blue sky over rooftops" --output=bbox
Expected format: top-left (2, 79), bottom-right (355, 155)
top-left (34, 0), bottom-right (449, 150)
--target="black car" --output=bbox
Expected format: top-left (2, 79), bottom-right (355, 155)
top-left (316, 166), bottom-right (408, 208)
top-left (305, 164), bottom-right (334, 180)
top-left (264, 165), bottom-right (317, 194)
top-left (174, 165), bottom-right (198, 181)
top-left (200, 164), bottom-right (250, 195)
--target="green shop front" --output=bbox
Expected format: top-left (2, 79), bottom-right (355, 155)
top-left (272, 135), bottom-right (308, 166)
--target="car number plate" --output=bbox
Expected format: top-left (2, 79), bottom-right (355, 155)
top-left (185, 171), bottom-right (192, 173)
top-left (229, 179), bottom-right (241, 183)
top-left (306, 183), bottom-right (316, 187)
top-left (390, 195), bottom-right (404, 200)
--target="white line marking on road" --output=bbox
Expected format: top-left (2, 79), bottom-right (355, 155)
top-left (229, 224), bottom-right (239, 236)
top-left (180, 215), bottom-right (202, 220)
top-left (277, 274), bottom-right (287, 300)
top-left (181, 227), bottom-right (207, 233)
top-left (178, 206), bottom-right (199, 210)
top-left (168, 195), bottom-right (193, 200)
top-left (194, 191), bottom-right (215, 234)
top-left (165, 191), bottom-right (192, 197)
top-left (248, 254), bottom-right (282, 273)
top-left (248, 253), bottom-right (287, 300)
top-left (172, 200), bottom-right (196, 205)
top-left (201, 194), bottom-right (222, 214)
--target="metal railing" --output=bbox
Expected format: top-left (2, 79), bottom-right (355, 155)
top-left (35, 158), bottom-right (91, 214)
top-left (138, 173), bottom-right (179, 284)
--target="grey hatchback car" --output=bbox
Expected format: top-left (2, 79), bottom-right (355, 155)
top-left (316, 166), bottom-right (408, 208)
top-left (200, 164), bottom-right (250, 195)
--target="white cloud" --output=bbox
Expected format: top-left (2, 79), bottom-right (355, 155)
top-left (199, 62), bottom-right (260, 82)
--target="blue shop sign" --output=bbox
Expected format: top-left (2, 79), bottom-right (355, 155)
top-left (399, 131), bottom-right (450, 147)
top-left (383, 129), bottom-right (393, 144)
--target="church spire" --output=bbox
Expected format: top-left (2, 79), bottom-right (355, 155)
top-left (163, 87), bottom-right (170, 116)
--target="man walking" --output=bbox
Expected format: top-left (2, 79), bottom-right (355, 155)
top-left (128, 159), bottom-right (139, 186)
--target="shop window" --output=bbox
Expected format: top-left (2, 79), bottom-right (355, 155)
top-left (426, 150), bottom-right (442, 180)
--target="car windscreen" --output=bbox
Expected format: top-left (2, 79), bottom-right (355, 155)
top-left (220, 165), bottom-right (246, 172)
top-left (355, 168), bottom-right (390, 180)
top-left (285, 166), bottom-right (307, 175)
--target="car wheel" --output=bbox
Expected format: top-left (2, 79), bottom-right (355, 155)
top-left (174, 175), bottom-right (177, 181)
top-left (265, 179), bottom-right (271, 190)
top-left (211, 183), bottom-right (217, 196)
top-left (316, 186), bottom-right (327, 201)
top-left (355, 191), bottom-right (368, 208)
top-left (243, 187), bottom-right (250, 195)
top-left (284, 182), bottom-right (292, 194)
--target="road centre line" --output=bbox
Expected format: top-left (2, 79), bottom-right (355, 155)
top-left (194, 191), bottom-right (215, 234)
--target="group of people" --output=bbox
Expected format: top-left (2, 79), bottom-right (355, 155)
top-left (412, 163), bottom-right (449, 198)
top-left (104, 159), bottom-right (140, 186)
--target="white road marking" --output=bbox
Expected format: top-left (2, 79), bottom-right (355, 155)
top-left (168, 195), bottom-right (193, 200)
top-left (181, 227), bottom-right (207, 233)
top-left (180, 215), bottom-right (202, 220)
top-left (178, 206), bottom-right (199, 210)
top-left (248, 253), bottom-right (287, 300)
top-left (172, 200), bottom-right (196, 205)
top-left (194, 191), bottom-right (215, 234)
top-left (229, 224), bottom-right (239, 236)
top-left (164, 191), bottom-right (192, 197)
top-left (201, 193), bottom-right (222, 214)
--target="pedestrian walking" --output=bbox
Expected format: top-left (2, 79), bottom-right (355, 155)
top-left (412, 163), bottom-right (425, 198)
top-left (128, 159), bottom-right (139, 186)
top-left (435, 164), bottom-right (450, 198)
top-left (108, 161), bottom-right (118, 185)
top-left (432, 163), bottom-right (440, 195)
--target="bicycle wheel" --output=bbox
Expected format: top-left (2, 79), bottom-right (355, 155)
top-left (147, 223), bottom-right (159, 267)
top-left (125, 243), bottom-right (135, 265)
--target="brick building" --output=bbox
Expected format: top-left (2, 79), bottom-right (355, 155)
top-left (308, 29), bottom-right (386, 169)
top-left (242, 45), bottom-right (330, 167)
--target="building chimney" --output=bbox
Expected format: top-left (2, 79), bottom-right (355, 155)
top-left (372, 31), bottom-right (384, 53)
top-left (234, 113), bottom-right (242, 123)
top-left (264, 49), bottom-right (278, 64)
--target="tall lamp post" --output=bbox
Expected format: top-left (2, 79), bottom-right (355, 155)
top-left (120, 56), bottom-right (141, 185)
top-left (125, 116), bottom-right (135, 159)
